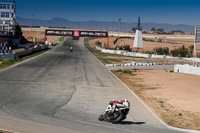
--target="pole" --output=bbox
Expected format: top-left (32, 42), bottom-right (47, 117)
top-left (107, 33), bottom-right (109, 49)
top-left (127, 21), bottom-right (129, 33)
top-left (193, 26), bottom-right (197, 66)
top-left (31, 14), bottom-right (33, 32)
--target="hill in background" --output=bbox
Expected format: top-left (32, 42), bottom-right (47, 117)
top-left (16, 16), bottom-right (195, 33)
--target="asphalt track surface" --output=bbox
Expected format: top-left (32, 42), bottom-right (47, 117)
top-left (0, 37), bottom-right (184, 133)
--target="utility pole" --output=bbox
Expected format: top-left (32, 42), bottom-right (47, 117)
top-left (127, 20), bottom-right (129, 33)
top-left (31, 14), bottom-right (33, 31)
top-left (118, 18), bottom-right (121, 36)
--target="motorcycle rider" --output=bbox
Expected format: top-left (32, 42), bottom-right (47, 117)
top-left (98, 99), bottom-right (130, 122)
top-left (109, 99), bottom-right (130, 113)
top-left (70, 47), bottom-right (73, 52)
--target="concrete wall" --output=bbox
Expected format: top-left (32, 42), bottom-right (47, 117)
top-left (0, 53), bottom-right (14, 60)
top-left (174, 64), bottom-right (200, 76)
top-left (97, 46), bottom-right (169, 59)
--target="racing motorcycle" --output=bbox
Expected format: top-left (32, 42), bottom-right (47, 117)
top-left (98, 99), bottom-right (130, 124)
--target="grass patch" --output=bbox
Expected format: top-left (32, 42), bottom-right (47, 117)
top-left (114, 69), bottom-right (137, 76)
top-left (116, 69), bottom-right (122, 72)
top-left (59, 37), bottom-right (65, 45)
top-left (0, 48), bottom-right (50, 71)
top-left (84, 37), bottom-right (147, 65)
top-left (123, 70), bottom-right (132, 75)
top-left (179, 113), bottom-right (183, 116)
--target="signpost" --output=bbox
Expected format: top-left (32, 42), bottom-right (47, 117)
top-left (45, 29), bottom-right (109, 48)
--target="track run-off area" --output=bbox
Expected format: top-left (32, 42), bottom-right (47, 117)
top-left (0, 37), bottom-right (187, 133)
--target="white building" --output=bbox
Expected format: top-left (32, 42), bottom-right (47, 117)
top-left (0, 0), bottom-right (16, 36)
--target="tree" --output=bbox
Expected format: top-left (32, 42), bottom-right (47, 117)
top-left (15, 24), bottom-right (22, 38)
top-left (171, 45), bottom-right (189, 57)
top-left (151, 28), bottom-right (156, 31)
top-left (15, 24), bottom-right (28, 44)
top-left (168, 30), bottom-right (185, 34)
top-left (132, 27), bottom-right (137, 32)
top-left (153, 47), bottom-right (169, 55)
top-left (157, 28), bottom-right (164, 32)
top-left (188, 45), bottom-right (194, 56)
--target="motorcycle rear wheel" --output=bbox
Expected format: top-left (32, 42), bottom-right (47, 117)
top-left (111, 111), bottom-right (124, 124)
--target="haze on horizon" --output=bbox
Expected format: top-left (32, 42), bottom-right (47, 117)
top-left (15, 0), bottom-right (200, 26)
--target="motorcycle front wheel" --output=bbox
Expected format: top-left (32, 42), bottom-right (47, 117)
top-left (98, 113), bottom-right (108, 121)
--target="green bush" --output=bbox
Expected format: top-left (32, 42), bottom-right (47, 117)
top-left (170, 45), bottom-right (189, 57)
top-left (115, 44), bottom-right (132, 52)
top-left (153, 47), bottom-right (169, 55)
top-left (123, 70), bottom-right (132, 75)
top-left (116, 69), bottom-right (122, 72)
top-left (2, 58), bottom-right (15, 65)
top-left (95, 40), bottom-right (102, 46)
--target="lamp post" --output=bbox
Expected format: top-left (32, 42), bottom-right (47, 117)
top-left (31, 14), bottom-right (33, 31)
top-left (118, 18), bottom-right (121, 36)
top-left (127, 20), bottom-right (129, 33)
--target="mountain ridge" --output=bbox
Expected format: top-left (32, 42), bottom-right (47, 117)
top-left (16, 16), bottom-right (195, 33)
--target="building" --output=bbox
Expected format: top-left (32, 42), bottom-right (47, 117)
top-left (149, 30), bottom-right (165, 34)
top-left (0, 0), bottom-right (16, 36)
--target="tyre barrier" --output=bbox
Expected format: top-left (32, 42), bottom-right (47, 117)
top-left (14, 45), bottom-right (48, 58)
top-left (0, 43), bottom-right (8, 54)
top-left (105, 63), bottom-right (156, 67)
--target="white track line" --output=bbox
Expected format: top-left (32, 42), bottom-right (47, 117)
top-left (0, 128), bottom-right (20, 133)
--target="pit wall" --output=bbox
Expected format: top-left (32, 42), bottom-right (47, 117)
top-left (174, 64), bottom-right (200, 76)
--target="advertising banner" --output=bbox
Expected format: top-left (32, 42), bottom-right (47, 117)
top-left (79, 31), bottom-right (108, 37)
top-left (45, 30), bottom-right (73, 36)
top-left (45, 29), bottom-right (108, 37)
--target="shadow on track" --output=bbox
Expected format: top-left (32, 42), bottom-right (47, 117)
top-left (119, 121), bottom-right (146, 125)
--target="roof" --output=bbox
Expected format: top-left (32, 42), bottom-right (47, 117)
top-left (0, 0), bottom-right (15, 4)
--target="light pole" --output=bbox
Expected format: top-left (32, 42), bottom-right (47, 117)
top-left (127, 20), bottom-right (129, 33)
top-left (118, 18), bottom-right (121, 36)
top-left (31, 14), bottom-right (33, 31)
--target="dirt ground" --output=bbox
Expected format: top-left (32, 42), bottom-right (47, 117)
top-left (113, 70), bottom-right (200, 130)
top-left (22, 31), bottom-right (61, 44)
top-left (90, 37), bottom-right (200, 54)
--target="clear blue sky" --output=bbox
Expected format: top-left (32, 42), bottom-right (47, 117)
top-left (15, 0), bottom-right (200, 25)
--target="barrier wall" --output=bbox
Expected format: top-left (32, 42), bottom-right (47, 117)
top-left (174, 64), bottom-right (200, 76)
top-left (0, 53), bottom-right (15, 60)
top-left (97, 46), bottom-right (168, 59)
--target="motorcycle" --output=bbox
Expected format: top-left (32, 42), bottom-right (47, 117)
top-left (98, 100), bottom-right (130, 124)
top-left (70, 47), bottom-right (73, 52)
